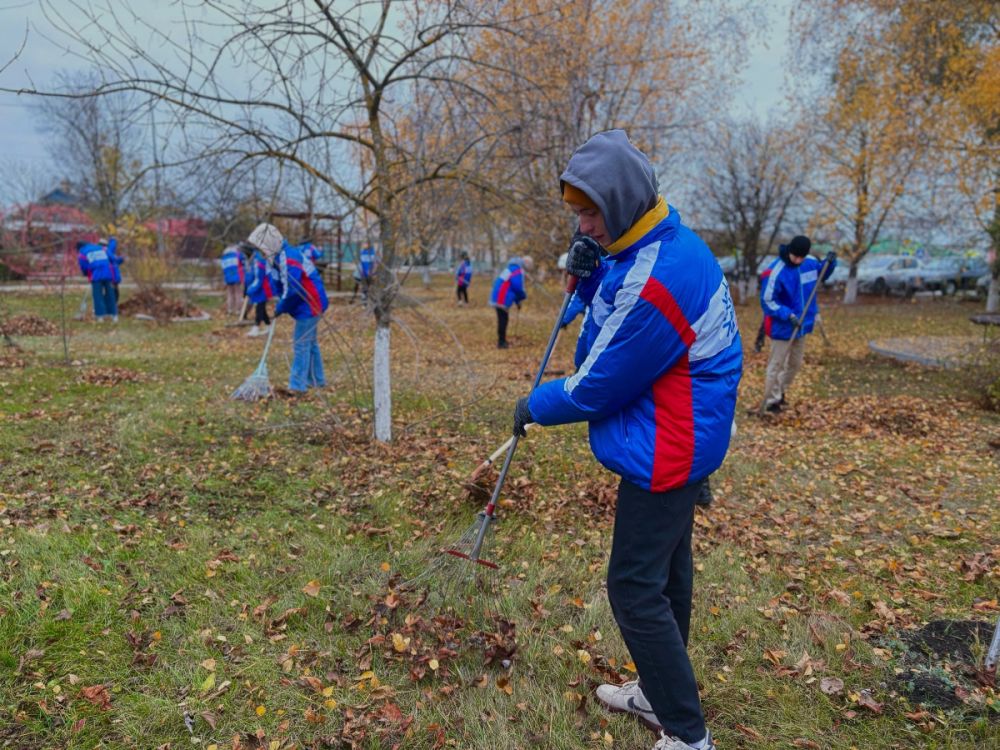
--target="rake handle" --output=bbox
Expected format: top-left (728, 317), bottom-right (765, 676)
top-left (469, 276), bottom-right (578, 560)
top-left (468, 424), bottom-right (535, 482)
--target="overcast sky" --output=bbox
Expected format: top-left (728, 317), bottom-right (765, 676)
top-left (0, 1), bottom-right (795, 197)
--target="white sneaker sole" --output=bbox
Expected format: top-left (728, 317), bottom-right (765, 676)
top-left (595, 693), bottom-right (663, 734)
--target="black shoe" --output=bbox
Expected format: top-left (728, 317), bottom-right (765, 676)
top-left (497, 341), bottom-right (509, 349)
top-left (765, 402), bottom-right (782, 414)
top-left (778, 393), bottom-right (786, 406)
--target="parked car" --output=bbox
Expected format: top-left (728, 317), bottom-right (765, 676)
top-left (715, 254), bottom-right (737, 278)
top-left (856, 255), bottom-right (921, 294)
top-left (897, 257), bottom-right (964, 295)
top-left (960, 257), bottom-right (990, 288)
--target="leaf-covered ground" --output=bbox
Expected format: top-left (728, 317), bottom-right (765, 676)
top-left (0, 281), bottom-right (997, 750)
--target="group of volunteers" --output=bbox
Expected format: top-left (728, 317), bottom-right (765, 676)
top-left (76, 237), bottom-right (124, 322)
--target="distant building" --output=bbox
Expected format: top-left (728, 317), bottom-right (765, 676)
top-left (0, 192), bottom-right (97, 279)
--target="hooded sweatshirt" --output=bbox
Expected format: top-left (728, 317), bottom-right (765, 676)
top-left (530, 130), bottom-right (743, 492)
top-left (559, 129), bottom-right (659, 245)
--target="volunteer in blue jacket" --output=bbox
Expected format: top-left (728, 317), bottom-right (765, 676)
top-left (79, 240), bottom-right (118, 322)
top-left (244, 242), bottom-right (278, 337)
top-left (759, 236), bottom-right (836, 413)
top-left (454, 251), bottom-right (473, 305)
top-left (248, 223), bottom-right (329, 393)
top-left (220, 244), bottom-right (247, 316)
top-left (512, 130), bottom-right (741, 750)
top-left (489, 256), bottom-right (532, 349)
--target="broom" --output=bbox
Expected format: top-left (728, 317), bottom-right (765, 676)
top-left (231, 319), bottom-right (277, 401)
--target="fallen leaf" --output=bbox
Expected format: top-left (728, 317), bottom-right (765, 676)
top-left (80, 685), bottom-right (111, 710)
top-left (820, 677), bottom-right (844, 695)
top-left (302, 580), bottom-right (322, 598)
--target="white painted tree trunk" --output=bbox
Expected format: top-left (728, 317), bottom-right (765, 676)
top-left (844, 276), bottom-right (859, 305)
top-left (988, 275), bottom-right (999, 313)
top-left (373, 322), bottom-right (392, 442)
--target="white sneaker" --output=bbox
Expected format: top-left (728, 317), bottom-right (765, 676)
top-left (247, 325), bottom-right (260, 337)
top-left (112, 315), bottom-right (119, 323)
top-left (653, 730), bottom-right (715, 750)
top-left (595, 680), bottom-right (662, 732)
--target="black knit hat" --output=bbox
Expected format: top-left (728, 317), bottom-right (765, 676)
top-left (788, 235), bottom-right (812, 257)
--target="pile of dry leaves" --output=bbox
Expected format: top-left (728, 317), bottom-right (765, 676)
top-left (119, 288), bottom-right (204, 321)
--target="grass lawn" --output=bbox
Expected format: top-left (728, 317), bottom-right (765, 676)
top-left (0, 280), bottom-right (997, 749)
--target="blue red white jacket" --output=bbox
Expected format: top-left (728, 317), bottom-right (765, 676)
top-left (359, 247), bottom-right (376, 279)
top-left (455, 259), bottom-right (473, 287)
top-left (274, 243), bottom-right (329, 319)
top-left (300, 243), bottom-right (322, 264)
top-left (530, 200), bottom-right (743, 492)
top-left (107, 238), bottom-right (124, 284)
top-left (79, 242), bottom-right (115, 282)
top-left (220, 245), bottom-right (246, 286)
top-left (77, 245), bottom-right (92, 281)
top-left (760, 254), bottom-right (836, 340)
top-left (246, 250), bottom-right (278, 304)
top-left (490, 261), bottom-right (527, 309)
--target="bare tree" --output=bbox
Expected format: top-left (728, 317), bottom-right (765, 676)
top-left (35, 71), bottom-right (148, 224)
top-left (694, 117), bottom-right (802, 302)
top-left (3, 0), bottom-right (530, 441)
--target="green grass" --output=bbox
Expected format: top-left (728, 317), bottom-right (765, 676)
top-left (0, 282), bottom-right (997, 749)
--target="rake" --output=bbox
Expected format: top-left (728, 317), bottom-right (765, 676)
top-left (401, 275), bottom-right (578, 615)
top-left (231, 318), bottom-right (277, 401)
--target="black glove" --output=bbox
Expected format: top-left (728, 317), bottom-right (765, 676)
top-left (788, 313), bottom-right (801, 328)
top-left (566, 235), bottom-right (603, 278)
top-left (513, 397), bottom-right (532, 437)
top-left (753, 324), bottom-right (766, 353)
top-left (824, 251), bottom-right (837, 264)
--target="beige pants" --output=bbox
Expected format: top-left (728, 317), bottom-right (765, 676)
top-left (763, 336), bottom-right (806, 407)
top-left (226, 284), bottom-right (243, 315)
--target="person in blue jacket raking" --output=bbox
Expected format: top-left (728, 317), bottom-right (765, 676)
top-left (247, 223), bottom-right (329, 394)
top-left (489, 255), bottom-right (532, 348)
top-left (243, 242), bottom-right (279, 337)
top-left (454, 251), bottom-right (473, 305)
top-left (79, 239), bottom-right (118, 322)
top-left (220, 244), bottom-right (246, 316)
top-left (511, 130), bottom-right (742, 750)
top-left (758, 235), bottom-right (836, 413)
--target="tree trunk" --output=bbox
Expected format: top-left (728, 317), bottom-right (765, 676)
top-left (373, 320), bottom-right (392, 442)
top-left (844, 265), bottom-right (859, 305)
top-left (987, 273), bottom-right (999, 314)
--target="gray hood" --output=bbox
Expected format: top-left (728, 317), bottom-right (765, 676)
top-left (559, 130), bottom-right (658, 244)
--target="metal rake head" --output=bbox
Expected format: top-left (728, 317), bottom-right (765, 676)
top-left (230, 372), bottom-right (272, 401)
top-left (398, 513), bottom-right (513, 623)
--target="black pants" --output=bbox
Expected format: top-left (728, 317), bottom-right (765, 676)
top-left (113, 283), bottom-right (120, 304)
top-left (456, 284), bottom-right (468, 303)
top-left (608, 478), bottom-right (706, 744)
top-left (495, 307), bottom-right (509, 346)
top-left (255, 301), bottom-right (270, 326)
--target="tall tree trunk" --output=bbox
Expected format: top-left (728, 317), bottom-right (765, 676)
top-left (987, 275), bottom-right (999, 313)
top-left (373, 320), bottom-right (392, 441)
top-left (844, 262), bottom-right (859, 305)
